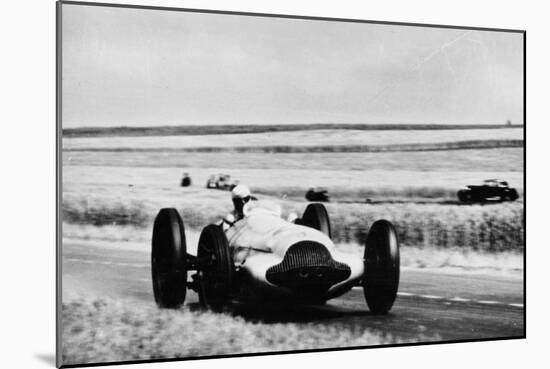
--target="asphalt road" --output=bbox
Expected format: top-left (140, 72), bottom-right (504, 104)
top-left (62, 241), bottom-right (524, 342)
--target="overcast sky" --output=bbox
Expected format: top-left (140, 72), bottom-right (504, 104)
top-left (61, 4), bottom-right (524, 128)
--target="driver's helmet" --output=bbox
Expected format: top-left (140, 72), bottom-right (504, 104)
top-left (231, 184), bottom-right (251, 213)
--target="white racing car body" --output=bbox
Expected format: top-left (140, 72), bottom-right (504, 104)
top-left (151, 199), bottom-right (400, 314)
top-left (225, 201), bottom-right (363, 301)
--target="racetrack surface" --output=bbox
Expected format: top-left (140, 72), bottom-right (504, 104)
top-left (62, 240), bottom-right (524, 345)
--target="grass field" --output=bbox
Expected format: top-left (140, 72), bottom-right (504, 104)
top-left (64, 148), bottom-right (523, 171)
top-left (62, 123), bottom-right (522, 137)
top-left (63, 128), bottom-right (522, 150)
top-left (62, 164), bottom-right (523, 204)
top-left (62, 294), bottom-right (431, 365)
top-left (62, 190), bottom-right (524, 254)
top-left (62, 126), bottom-right (524, 263)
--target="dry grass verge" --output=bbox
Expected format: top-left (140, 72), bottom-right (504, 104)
top-left (315, 202), bottom-right (524, 253)
top-left (62, 296), bottom-right (425, 366)
top-left (62, 197), bottom-right (524, 253)
top-left (62, 222), bottom-right (523, 274)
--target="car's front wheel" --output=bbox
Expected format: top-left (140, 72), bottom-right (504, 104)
top-left (151, 208), bottom-right (188, 308)
top-left (507, 189), bottom-right (519, 201)
top-left (362, 219), bottom-right (400, 315)
top-left (197, 224), bottom-right (234, 310)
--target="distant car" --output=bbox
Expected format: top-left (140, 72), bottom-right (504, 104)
top-left (206, 174), bottom-right (238, 190)
top-left (306, 188), bottom-right (330, 202)
top-left (151, 201), bottom-right (400, 314)
top-left (180, 173), bottom-right (192, 187)
top-left (457, 179), bottom-right (519, 203)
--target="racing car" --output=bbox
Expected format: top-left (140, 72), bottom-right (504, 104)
top-left (205, 174), bottom-right (238, 191)
top-left (305, 188), bottom-right (330, 202)
top-left (457, 179), bottom-right (519, 203)
top-left (151, 200), bottom-right (399, 314)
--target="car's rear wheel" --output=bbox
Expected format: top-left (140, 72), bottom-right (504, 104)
top-left (457, 189), bottom-right (472, 203)
top-left (151, 208), bottom-right (187, 308)
top-left (297, 203), bottom-right (332, 238)
top-left (197, 224), bottom-right (234, 310)
top-left (362, 219), bottom-right (400, 315)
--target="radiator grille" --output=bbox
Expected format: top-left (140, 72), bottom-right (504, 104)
top-left (266, 241), bottom-right (351, 293)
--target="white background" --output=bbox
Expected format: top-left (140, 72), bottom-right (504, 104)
top-left (0, 0), bottom-right (546, 368)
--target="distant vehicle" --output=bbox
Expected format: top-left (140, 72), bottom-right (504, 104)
top-left (180, 173), bottom-right (192, 187)
top-left (306, 188), bottom-right (330, 202)
top-left (206, 174), bottom-right (238, 191)
top-left (457, 179), bottom-right (519, 203)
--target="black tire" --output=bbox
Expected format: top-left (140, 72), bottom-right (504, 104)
top-left (299, 203), bottom-right (332, 238)
top-left (197, 224), bottom-right (234, 310)
top-left (457, 189), bottom-right (471, 203)
top-left (362, 219), bottom-right (400, 315)
top-left (151, 208), bottom-right (187, 308)
top-left (508, 189), bottom-right (519, 201)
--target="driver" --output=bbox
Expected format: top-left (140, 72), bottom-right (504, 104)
top-left (222, 184), bottom-right (252, 228)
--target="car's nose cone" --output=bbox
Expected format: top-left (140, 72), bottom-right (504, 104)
top-left (265, 240), bottom-right (351, 294)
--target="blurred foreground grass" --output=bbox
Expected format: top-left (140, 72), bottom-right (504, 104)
top-left (62, 296), bottom-right (427, 365)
